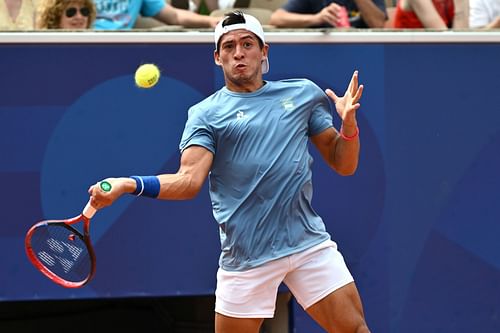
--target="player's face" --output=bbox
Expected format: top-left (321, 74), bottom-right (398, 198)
top-left (215, 30), bottom-right (268, 86)
top-left (60, 2), bottom-right (91, 29)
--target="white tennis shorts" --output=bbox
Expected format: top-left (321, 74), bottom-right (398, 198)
top-left (214, 239), bottom-right (354, 318)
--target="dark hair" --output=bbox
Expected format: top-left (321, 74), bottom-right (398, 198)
top-left (216, 11), bottom-right (264, 53)
top-left (222, 10), bottom-right (246, 27)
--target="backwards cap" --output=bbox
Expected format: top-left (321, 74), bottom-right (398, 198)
top-left (214, 12), bottom-right (269, 74)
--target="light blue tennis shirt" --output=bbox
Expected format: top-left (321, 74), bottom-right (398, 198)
top-left (93, 0), bottom-right (165, 30)
top-left (179, 79), bottom-right (333, 271)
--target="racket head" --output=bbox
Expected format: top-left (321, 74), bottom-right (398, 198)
top-left (25, 215), bottom-right (96, 288)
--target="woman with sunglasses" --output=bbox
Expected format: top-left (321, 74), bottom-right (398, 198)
top-left (37, 0), bottom-right (96, 29)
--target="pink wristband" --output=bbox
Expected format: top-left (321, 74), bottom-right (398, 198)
top-left (340, 125), bottom-right (359, 141)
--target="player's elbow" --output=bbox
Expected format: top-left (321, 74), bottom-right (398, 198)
top-left (182, 177), bottom-right (205, 200)
top-left (334, 163), bottom-right (358, 176)
top-left (182, 187), bottom-right (201, 200)
top-left (337, 168), bottom-right (357, 176)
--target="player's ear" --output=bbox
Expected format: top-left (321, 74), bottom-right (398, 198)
top-left (262, 44), bottom-right (269, 61)
top-left (214, 50), bottom-right (222, 67)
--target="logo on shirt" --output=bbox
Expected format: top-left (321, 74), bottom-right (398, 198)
top-left (236, 110), bottom-right (246, 119)
top-left (281, 98), bottom-right (294, 112)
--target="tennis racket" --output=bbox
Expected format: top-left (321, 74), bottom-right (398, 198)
top-left (25, 181), bottom-right (112, 288)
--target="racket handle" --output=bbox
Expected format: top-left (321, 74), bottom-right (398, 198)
top-left (83, 200), bottom-right (97, 219)
top-left (82, 181), bottom-right (111, 219)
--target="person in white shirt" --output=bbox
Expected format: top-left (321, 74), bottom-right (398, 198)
top-left (469, 0), bottom-right (500, 28)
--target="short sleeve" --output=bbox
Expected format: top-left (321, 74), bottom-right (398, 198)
top-left (283, 0), bottom-right (310, 13)
top-left (469, 0), bottom-right (491, 28)
top-left (307, 82), bottom-right (334, 136)
top-left (179, 106), bottom-right (216, 154)
top-left (141, 0), bottom-right (166, 17)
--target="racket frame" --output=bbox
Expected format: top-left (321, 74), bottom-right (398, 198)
top-left (25, 214), bottom-right (96, 288)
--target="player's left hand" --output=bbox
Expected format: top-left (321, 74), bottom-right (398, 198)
top-left (325, 70), bottom-right (364, 126)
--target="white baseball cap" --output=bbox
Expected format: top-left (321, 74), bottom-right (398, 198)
top-left (214, 12), bottom-right (269, 74)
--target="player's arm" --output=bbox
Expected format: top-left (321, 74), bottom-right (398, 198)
top-left (311, 71), bottom-right (363, 176)
top-left (311, 126), bottom-right (360, 176)
top-left (88, 145), bottom-right (213, 209)
top-left (157, 145), bottom-right (213, 200)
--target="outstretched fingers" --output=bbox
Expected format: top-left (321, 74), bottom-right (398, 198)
top-left (353, 84), bottom-right (364, 104)
top-left (348, 70), bottom-right (358, 94)
top-left (325, 88), bottom-right (338, 104)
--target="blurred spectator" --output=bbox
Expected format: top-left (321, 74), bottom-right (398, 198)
top-left (218, 0), bottom-right (235, 10)
top-left (169, 0), bottom-right (244, 14)
top-left (0, 0), bottom-right (38, 30)
top-left (393, 0), bottom-right (469, 28)
top-left (171, 0), bottom-right (219, 13)
top-left (93, 0), bottom-right (221, 29)
top-left (469, 0), bottom-right (500, 28)
top-left (269, 0), bottom-right (387, 28)
top-left (37, 0), bottom-right (96, 29)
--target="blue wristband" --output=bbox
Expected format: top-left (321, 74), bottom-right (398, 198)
top-left (130, 176), bottom-right (160, 198)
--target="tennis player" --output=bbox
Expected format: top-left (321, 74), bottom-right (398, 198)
top-left (89, 11), bottom-right (370, 333)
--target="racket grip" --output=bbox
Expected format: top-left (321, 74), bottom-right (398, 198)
top-left (83, 200), bottom-right (97, 219)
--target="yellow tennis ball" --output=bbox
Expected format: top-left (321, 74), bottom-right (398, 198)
top-left (134, 63), bottom-right (160, 88)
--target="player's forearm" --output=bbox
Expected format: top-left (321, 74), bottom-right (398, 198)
top-left (269, 9), bottom-right (320, 28)
top-left (332, 124), bottom-right (360, 176)
top-left (353, 0), bottom-right (386, 28)
top-left (156, 173), bottom-right (202, 200)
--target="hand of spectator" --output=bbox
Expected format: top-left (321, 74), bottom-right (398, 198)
top-left (314, 3), bottom-right (343, 27)
top-left (491, 16), bottom-right (500, 28)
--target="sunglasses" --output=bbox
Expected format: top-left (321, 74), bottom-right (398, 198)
top-left (65, 7), bottom-right (90, 18)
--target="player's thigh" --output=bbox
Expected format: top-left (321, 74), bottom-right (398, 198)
top-left (283, 241), bottom-right (354, 309)
top-left (306, 282), bottom-right (368, 333)
top-left (215, 257), bottom-right (288, 318)
top-left (215, 312), bottom-right (264, 333)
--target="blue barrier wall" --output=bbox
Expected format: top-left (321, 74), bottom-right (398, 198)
top-left (0, 37), bottom-right (499, 333)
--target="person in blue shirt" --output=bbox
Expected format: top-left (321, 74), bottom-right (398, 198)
top-left (270, 0), bottom-right (387, 28)
top-left (89, 10), bottom-right (370, 333)
top-left (93, 0), bottom-right (221, 30)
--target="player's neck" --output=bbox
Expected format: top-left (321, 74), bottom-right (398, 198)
top-left (226, 79), bottom-right (265, 93)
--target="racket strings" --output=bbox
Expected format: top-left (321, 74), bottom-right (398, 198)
top-left (30, 224), bottom-right (92, 283)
